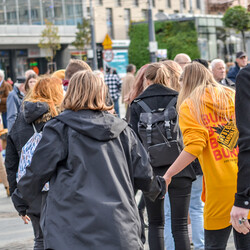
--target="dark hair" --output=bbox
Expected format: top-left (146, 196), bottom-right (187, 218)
top-left (126, 64), bottom-right (136, 73)
top-left (192, 59), bottom-right (209, 69)
top-left (24, 74), bottom-right (38, 92)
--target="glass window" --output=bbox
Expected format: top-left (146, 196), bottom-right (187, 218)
top-left (18, 0), bottom-right (29, 24)
top-left (65, 0), bottom-right (74, 25)
top-left (183, 0), bottom-right (186, 9)
top-left (116, 0), bottom-right (122, 7)
top-left (98, 0), bottom-right (103, 6)
top-left (141, 9), bottom-right (148, 20)
top-left (196, 0), bottom-right (200, 9)
top-left (0, 0), bottom-right (5, 24)
top-left (54, 0), bottom-right (63, 25)
top-left (124, 8), bottom-right (131, 39)
top-left (42, 0), bottom-right (53, 23)
top-left (74, 0), bottom-right (83, 25)
top-left (6, 0), bottom-right (17, 24)
top-left (134, 0), bottom-right (139, 7)
top-left (106, 8), bottom-right (113, 39)
top-left (31, 0), bottom-right (41, 24)
top-left (167, 0), bottom-right (171, 8)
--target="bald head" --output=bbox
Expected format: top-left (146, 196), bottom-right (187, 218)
top-left (174, 53), bottom-right (191, 70)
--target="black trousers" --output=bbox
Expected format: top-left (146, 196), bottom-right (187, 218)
top-left (28, 214), bottom-right (44, 250)
top-left (144, 169), bottom-right (192, 250)
top-left (205, 223), bottom-right (250, 250)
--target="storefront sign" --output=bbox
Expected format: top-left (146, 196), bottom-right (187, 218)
top-left (104, 50), bottom-right (128, 76)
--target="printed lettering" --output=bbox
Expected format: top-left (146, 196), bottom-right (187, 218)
top-left (210, 138), bottom-right (218, 149)
top-left (213, 150), bottom-right (223, 161)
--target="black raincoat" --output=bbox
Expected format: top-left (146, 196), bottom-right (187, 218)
top-left (12, 109), bottom-right (165, 250)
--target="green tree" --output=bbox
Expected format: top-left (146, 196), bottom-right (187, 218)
top-left (39, 20), bottom-right (61, 66)
top-left (222, 6), bottom-right (250, 52)
top-left (128, 20), bottom-right (200, 69)
top-left (72, 18), bottom-right (91, 60)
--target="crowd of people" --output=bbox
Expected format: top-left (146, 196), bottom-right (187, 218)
top-left (0, 51), bottom-right (249, 250)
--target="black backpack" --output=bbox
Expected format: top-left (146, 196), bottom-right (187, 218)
top-left (137, 97), bottom-right (182, 167)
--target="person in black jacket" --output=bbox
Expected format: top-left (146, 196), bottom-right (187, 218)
top-left (6, 76), bottom-right (64, 250)
top-left (129, 62), bottom-right (196, 250)
top-left (11, 70), bottom-right (166, 250)
top-left (230, 64), bottom-right (250, 234)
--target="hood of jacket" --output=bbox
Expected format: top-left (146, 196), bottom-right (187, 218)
top-left (23, 101), bottom-right (49, 124)
top-left (55, 109), bottom-right (128, 141)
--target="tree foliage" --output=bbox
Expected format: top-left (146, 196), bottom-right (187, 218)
top-left (222, 6), bottom-right (250, 51)
top-left (38, 20), bottom-right (61, 63)
top-left (72, 18), bottom-right (91, 54)
top-left (128, 20), bottom-right (200, 69)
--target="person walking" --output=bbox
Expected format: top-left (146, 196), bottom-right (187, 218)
top-left (163, 62), bottom-right (250, 249)
top-left (11, 70), bottom-right (166, 250)
top-left (104, 67), bottom-right (122, 117)
top-left (162, 60), bottom-right (205, 250)
top-left (0, 69), bottom-right (12, 129)
top-left (129, 62), bottom-right (196, 250)
top-left (7, 76), bottom-right (26, 132)
top-left (6, 76), bottom-right (64, 250)
top-left (227, 51), bottom-right (248, 83)
top-left (230, 64), bottom-right (250, 234)
top-left (122, 64), bottom-right (136, 110)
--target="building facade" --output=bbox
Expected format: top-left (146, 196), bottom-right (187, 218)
top-left (0, 0), bottom-right (248, 79)
top-left (0, 0), bottom-right (205, 79)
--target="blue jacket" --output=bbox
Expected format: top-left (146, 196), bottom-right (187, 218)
top-left (227, 62), bottom-right (240, 83)
top-left (7, 85), bottom-right (24, 132)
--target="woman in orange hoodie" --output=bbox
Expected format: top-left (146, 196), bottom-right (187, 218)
top-left (163, 62), bottom-right (250, 249)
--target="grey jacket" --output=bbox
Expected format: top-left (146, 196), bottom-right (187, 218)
top-left (12, 109), bottom-right (165, 250)
top-left (6, 85), bottom-right (24, 132)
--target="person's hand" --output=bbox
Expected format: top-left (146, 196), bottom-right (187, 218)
top-left (163, 174), bottom-right (172, 188)
top-left (21, 215), bottom-right (31, 224)
top-left (230, 206), bottom-right (250, 234)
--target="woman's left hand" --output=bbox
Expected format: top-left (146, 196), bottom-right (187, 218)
top-left (21, 215), bottom-right (31, 224)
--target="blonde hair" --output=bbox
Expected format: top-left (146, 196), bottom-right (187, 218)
top-left (25, 76), bottom-right (64, 117)
top-left (145, 62), bottom-right (171, 88)
top-left (161, 60), bottom-right (182, 91)
top-left (62, 70), bottom-right (113, 111)
top-left (177, 62), bottom-right (235, 126)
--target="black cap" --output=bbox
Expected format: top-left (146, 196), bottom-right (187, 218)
top-left (16, 76), bottom-right (26, 84)
top-left (236, 51), bottom-right (247, 58)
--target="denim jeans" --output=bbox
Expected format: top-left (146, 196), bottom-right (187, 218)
top-left (113, 98), bottom-right (120, 117)
top-left (164, 175), bottom-right (204, 250)
top-left (189, 175), bottom-right (204, 250)
top-left (2, 112), bottom-right (7, 128)
top-left (205, 224), bottom-right (250, 250)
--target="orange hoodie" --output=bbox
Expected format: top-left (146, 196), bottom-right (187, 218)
top-left (179, 87), bottom-right (250, 230)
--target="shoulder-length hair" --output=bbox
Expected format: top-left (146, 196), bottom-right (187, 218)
top-left (24, 73), bottom-right (38, 93)
top-left (62, 70), bottom-right (113, 112)
top-left (25, 76), bottom-right (64, 117)
top-left (177, 62), bottom-right (235, 126)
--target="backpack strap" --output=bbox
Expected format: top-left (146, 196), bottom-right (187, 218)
top-left (164, 97), bottom-right (177, 140)
top-left (32, 123), bottom-right (38, 133)
top-left (166, 97), bottom-right (177, 109)
top-left (137, 100), bottom-right (152, 113)
top-left (137, 100), bottom-right (153, 145)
